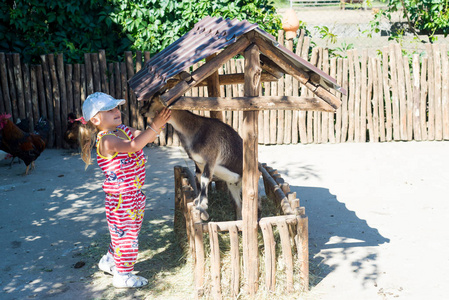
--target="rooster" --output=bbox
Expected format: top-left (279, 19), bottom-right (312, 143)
top-left (0, 113), bottom-right (49, 175)
top-left (64, 112), bottom-right (83, 149)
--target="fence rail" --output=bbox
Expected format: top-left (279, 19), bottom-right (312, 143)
top-left (0, 31), bottom-right (448, 148)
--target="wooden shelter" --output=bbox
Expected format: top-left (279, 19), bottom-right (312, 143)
top-left (129, 16), bottom-right (344, 296)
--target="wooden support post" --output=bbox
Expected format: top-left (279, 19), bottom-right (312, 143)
top-left (297, 214), bottom-right (309, 291)
top-left (278, 219), bottom-right (294, 292)
top-left (192, 210), bottom-right (205, 297)
top-left (208, 222), bottom-right (222, 299)
top-left (260, 219), bottom-right (276, 291)
top-left (242, 41), bottom-right (261, 295)
top-left (229, 224), bottom-right (240, 298)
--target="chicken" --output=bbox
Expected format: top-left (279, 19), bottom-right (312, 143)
top-left (64, 113), bottom-right (82, 149)
top-left (0, 114), bottom-right (49, 175)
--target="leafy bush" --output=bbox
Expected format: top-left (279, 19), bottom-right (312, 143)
top-left (377, 0), bottom-right (449, 42)
top-left (0, 0), bottom-right (281, 63)
top-left (0, 0), bottom-right (132, 63)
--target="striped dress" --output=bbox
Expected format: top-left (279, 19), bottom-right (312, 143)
top-left (96, 124), bottom-right (147, 273)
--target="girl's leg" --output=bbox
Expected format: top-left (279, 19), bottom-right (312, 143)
top-left (106, 192), bottom-right (146, 273)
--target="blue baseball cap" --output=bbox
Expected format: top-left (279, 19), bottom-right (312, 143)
top-left (82, 92), bottom-right (125, 121)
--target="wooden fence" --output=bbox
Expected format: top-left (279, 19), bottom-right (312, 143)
top-left (0, 31), bottom-right (448, 148)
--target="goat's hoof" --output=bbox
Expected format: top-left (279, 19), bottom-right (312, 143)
top-left (200, 210), bottom-right (209, 221)
top-left (195, 206), bottom-right (210, 221)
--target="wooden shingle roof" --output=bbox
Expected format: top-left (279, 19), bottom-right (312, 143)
top-left (129, 16), bottom-right (345, 110)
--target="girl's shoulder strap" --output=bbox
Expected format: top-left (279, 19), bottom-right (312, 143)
top-left (117, 124), bottom-right (134, 139)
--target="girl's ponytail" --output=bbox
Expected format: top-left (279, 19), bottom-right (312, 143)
top-left (78, 121), bottom-right (97, 170)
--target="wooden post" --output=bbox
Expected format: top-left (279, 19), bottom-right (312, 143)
top-left (242, 41), bottom-right (261, 296)
top-left (229, 224), bottom-right (240, 298)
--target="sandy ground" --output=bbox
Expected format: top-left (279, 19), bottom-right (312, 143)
top-left (1, 141), bottom-right (449, 299)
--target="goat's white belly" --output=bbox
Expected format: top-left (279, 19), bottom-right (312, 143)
top-left (214, 165), bottom-right (241, 184)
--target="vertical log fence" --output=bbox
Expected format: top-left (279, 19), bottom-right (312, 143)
top-left (1, 32), bottom-right (448, 148)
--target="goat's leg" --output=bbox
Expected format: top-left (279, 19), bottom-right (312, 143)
top-left (227, 180), bottom-right (242, 220)
top-left (194, 162), bottom-right (214, 221)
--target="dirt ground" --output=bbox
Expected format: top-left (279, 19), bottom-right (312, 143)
top-left (1, 141), bottom-right (449, 299)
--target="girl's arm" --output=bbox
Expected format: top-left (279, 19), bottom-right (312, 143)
top-left (101, 108), bottom-right (171, 155)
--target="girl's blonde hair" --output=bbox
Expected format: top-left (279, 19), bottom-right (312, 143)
top-left (78, 121), bottom-right (98, 169)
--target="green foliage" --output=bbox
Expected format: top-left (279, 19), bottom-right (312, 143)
top-left (109, 0), bottom-right (281, 55)
top-left (314, 25), bottom-right (338, 45)
top-left (0, 0), bottom-right (281, 63)
top-left (377, 0), bottom-right (449, 42)
top-left (0, 0), bottom-right (131, 63)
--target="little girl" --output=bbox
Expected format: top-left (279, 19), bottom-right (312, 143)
top-left (79, 92), bottom-right (171, 288)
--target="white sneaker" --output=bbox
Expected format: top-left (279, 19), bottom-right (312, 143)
top-left (98, 255), bottom-right (115, 275)
top-left (112, 272), bottom-right (148, 288)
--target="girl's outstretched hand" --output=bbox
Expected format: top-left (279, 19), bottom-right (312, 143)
top-left (152, 107), bottom-right (171, 129)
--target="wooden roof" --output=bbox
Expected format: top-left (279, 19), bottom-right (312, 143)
top-left (129, 16), bottom-right (345, 112)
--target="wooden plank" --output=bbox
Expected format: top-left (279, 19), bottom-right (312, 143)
top-left (35, 64), bottom-right (47, 118)
top-left (426, 44), bottom-right (435, 140)
top-left (278, 220), bottom-right (294, 292)
top-left (124, 52), bottom-right (137, 129)
top-left (80, 64), bottom-right (87, 108)
top-left (376, 58), bottom-right (386, 142)
top-left (170, 96), bottom-right (335, 112)
top-left (0, 53), bottom-right (12, 116)
top-left (276, 31), bottom-right (285, 145)
top-left (412, 54), bottom-right (422, 141)
top-left (57, 53), bottom-right (68, 147)
top-left (22, 63), bottom-right (33, 131)
top-left (263, 81), bottom-right (271, 144)
top-left (208, 222), bottom-right (222, 300)
top-left (108, 63), bottom-right (115, 98)
top-left (91, 53), bottom-right (101, 92)
top-left (41, 54), bottom-right (55, 147)
top-left (340, 58), bottom-right (349, 142)
top-left (65, 64), bottom-right (74, 115)
top-left (334, 58), bottom-right (342, 142)
top-left (329, 57), bottom-right (337, 143)
top-left (297, 214), bottom-right (309, 290)
top-left (99, 49), bottom-right (109, 94)
top-left (30, 66), bottom-right (40, 123)
top-left (13, 54), bottom-right (26, 120)
top-left (368, 57), bottom-right (377, 142)
top-left (382, 47), bottom-right (392, 141)
top-left (114, 62), bottom-right (121, 102)
top-left (260, 220), bottom-right (276, 291)
top-left (84, 53), bottom-right (94, 95)
top-left (366, 55), bottom-right (374, 142)
top-left (403, 55), bottom-right (414, 140)
top-left (353, 49), bottom-right (361, 142)
top-left (193, 221), bottom-right (205, 297)
top-left (389, 44), bottom-right (400, 140)
top-left (420, 57), bottom-right (428, 140)
top-left (307, 48), bottom-right (319, 143)
top-left (73, 64), bottom-right (81, 116)
top-left (432, 44), bottom-right (443, 140)
top-left (321, 48), bottom-right (329, 143)
top-left (6, 54), bottom-right (19, 121)
top-left (229, 224), bottom-right (240, 298)
top-left (394, 43), bottom-right (407, 140)
top-left (230, 59), bottom-right (239, 130)
top-left (347, 50), bottom-right (355, 142)
top-left (270, 78), bottom-right (278, 144)
top-left (360, 50), bottom-right (369, 142)
top-left (242, 42), bottom-right (260, 296)
top-left (284, 39), bottom-right (293, 144)
top-left (441, 44), bottom-right (449, 140)
top-left (120, 62), bottom-right (130, 128)
top-left (48, 54), bottom-right (62, 148)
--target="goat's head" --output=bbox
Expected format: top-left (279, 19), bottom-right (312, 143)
top-left (139, 96), bottom-right (167, 120)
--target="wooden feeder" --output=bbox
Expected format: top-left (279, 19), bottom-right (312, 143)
top-left (129, 16), bottom-right (345, 298)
